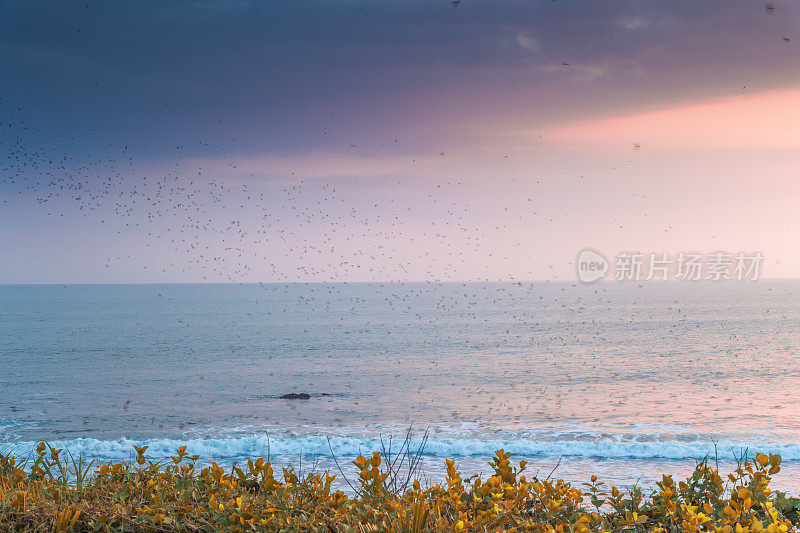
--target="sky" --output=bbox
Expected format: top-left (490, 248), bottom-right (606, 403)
top-left (1, 0), bottom-right (799, 283)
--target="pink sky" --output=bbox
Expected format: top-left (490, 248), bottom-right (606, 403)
top-left (543, 89), bottom-right (800, 151)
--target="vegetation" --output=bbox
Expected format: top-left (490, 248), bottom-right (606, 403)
top-left (2, 441), bottom-right (800, 532)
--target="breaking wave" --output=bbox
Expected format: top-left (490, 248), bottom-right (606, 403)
top-left (4, 434), bottom-right (799, 463)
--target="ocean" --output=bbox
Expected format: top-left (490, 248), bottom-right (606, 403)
top-left (2, 281), bottom-right (800, 491)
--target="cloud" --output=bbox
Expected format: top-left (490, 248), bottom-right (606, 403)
top-left (618, 16), bottom-right (651, 30)
top-left (515, 32), bottom-right (541, 53)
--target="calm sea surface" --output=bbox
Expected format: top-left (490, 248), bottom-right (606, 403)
top-left (2, 281), bottom-right (800, 490)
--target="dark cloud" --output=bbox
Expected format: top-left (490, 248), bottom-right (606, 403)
top-left (1, 0), bottom-right (799, 159)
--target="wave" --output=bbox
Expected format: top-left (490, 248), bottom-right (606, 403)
top-left (0, 417), bottom-right (36, 438)
top-left (4, 434), bottom-right (800, 463)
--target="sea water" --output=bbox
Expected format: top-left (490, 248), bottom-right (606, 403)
top-left (2, 281), bottom-right (800, 491)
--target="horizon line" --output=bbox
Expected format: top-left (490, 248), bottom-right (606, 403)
top-left (1, 278), bottom-right (798, 287)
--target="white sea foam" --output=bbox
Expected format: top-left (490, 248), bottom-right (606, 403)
top-left (5, 435), bottom-right (799, 463)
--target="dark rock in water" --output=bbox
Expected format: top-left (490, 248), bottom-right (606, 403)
top-left (279, 393), bottom-right (311, 400)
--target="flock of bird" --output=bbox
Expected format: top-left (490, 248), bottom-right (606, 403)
top-left (1, 99), bottom-right (551, 286)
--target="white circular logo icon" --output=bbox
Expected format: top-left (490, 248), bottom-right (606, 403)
top-left (577, 249), bottom-right (608, 282)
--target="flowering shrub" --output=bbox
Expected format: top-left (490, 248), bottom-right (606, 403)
top-left (1, 443), bottom-right (799, 531)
